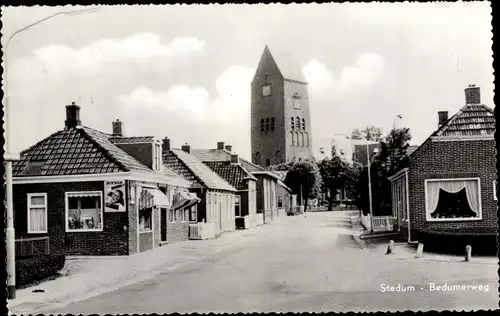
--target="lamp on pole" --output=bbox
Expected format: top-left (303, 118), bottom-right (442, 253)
top-left (4, 7), bottom-right (100, 300)
top-left (367, 145), bottom-right (379, 233)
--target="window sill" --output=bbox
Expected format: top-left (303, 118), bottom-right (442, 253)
top-left (66, 229), bottom-right (103, 233)
top-left (426, 217), bottom-right (483, 222)
top-left (139, 230), bottom-right (152, 233)
top-left (28, 231), bottom-right (48, 234)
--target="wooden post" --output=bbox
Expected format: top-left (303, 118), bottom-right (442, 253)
top-left (465, 245), bottom-right (472, 262)
top-left (416, 243), bottom-right (424, 258)
top-left (386, 240), bottom-right (395, 255)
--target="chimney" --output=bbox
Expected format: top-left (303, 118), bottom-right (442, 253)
top-left (217, 142), bottom-right (225, 150)
top-left (181, 143), bottom-right (190, 154)
top-left (230, 153), bottom-right (239, 164)
top-left (112, 119), bottom-right (123, 137)
top-left (438, 111), bottom-right (449, 127)
top-left (65, 102), bottom-right (81, 128)
top-left (465, 84), bottom-right (481, 105)
top-left (225, 145), bottom-right (232, 152)
top-left (163, 137), bottom-right (170, 153)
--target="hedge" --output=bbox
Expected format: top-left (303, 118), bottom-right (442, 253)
top-left (16, 253), bottom-right (66, 288)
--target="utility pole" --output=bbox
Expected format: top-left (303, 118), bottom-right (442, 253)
top-left (4, 7), bottom-right (100, 299)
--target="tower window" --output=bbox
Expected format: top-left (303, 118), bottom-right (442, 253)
top-left (260, 118), bottom-right (265, 132)
top-left (262, 85), bottom-right (272, 97)
top-left (305, 132), bottom-right (309, 147)
top-left (291, 131), bottom-right (295, 146)
top-left (265, 118), bottom-right (270, 132)
top-left (255, 152), bottom-right (261, 165)
top-left (292, 93), bottom-right (301, 109)
top-left (302, 118), bottom-right (305, 130)
top-left (264, 74), bottom-right (268, 81)
top-left (266, 158), bottom-right (271, 167)
top-left (271, 118), bottom-right (275, 131)
top-left (290, 117), bottom-right (295, 130)
top-left (295, 117), bottom-right (300, 130)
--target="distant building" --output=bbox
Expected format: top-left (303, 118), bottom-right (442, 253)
top-left (251, 46), bottom-right (314, 167)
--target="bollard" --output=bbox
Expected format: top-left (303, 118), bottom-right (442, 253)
top-left (386, 240), bottom-right (395, 255)
top-left (465, 245), bottom-right (472, 262)
top-left (416, 243), bottom-right (424, 258)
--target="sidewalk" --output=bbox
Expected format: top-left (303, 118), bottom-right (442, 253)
top-left (8, 223), bottom-right (273, 315)
top-left (349, 214), bottom-right (497, 266)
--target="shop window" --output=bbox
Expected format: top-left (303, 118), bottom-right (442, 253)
top-left (27, 193), bottom-right (48, 233)
top-left (425, 179), bottom-right (481, 221)
top-left (278, 196), bottom-right (283, 208)
top-left (234, 195), bottom-right (241, 217)
top-left (66, 192), bottom-right (103, 232)
top-left (139, 207), bottom-right (153, 231)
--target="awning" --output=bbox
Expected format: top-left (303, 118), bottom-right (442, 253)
top-left (138, 188), bottom-right (171, 210)
top-left (172, 190), bottom-right (200, 211)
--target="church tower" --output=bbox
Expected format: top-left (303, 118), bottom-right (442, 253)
top-left (250, 46), bottom-right (314, 167)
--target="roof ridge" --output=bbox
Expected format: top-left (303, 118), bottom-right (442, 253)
top-left (434, 105), bottom-right (467, 137)
top-left (80, 127), bottom-right (131, 172)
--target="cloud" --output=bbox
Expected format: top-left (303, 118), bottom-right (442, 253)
top-left (11, 33), bottom-right (205, 77)
top-left (116, 65), bottom-right (255, 158)
top-left (303, 53), bottom-right (385, 94)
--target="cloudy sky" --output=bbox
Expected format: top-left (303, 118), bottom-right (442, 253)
top-left (2, 3), bottom-right (493, 160)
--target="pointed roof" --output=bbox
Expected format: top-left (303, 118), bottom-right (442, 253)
top-left (432, 104), bottom-right (495, 137)
top-left (203, 161), bottom-right (257, 190)
top-left (163, 149), bottom-right (236, 191)
top-left (191, 148), bottom-right (266, 175)
top-left (262, 45), bottom-right (308, 84)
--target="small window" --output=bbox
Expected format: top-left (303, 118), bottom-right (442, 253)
top-left (292, 93), bottom-right (301, 109)
top-left (27, 193), bottom-right (48, 233)
top-left (255, 152), bottom-right (261, 165)
top-left (260, 119), bottom-right (265, 132)
top-left (190, 205), bottom-right (198, 222)
top-left (302, 118), bottom-right (306, 130)
top-left (295, 117), bottom-right (300, 130)
top-left (271, 118), bottom-right (275, 131)
top-left (66, 192), bottom-right (103, 232)
top-left (24, 160), bottom-right (46, 176)
top-left (291, 117), bottom-right (295, 130)
top-left (262, 85), bottom-right (272, 97)
top-left (139, 207), bottom-right (152, 231)
top-left (264, 74), bottom-right (268, 81)
top-left (278, 196), bottom-right (283, 208)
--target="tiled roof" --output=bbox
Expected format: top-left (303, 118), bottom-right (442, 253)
top-left (266, 46), bottom-right (308, 83)
top-left (432, 105), bottom-right (495, 137)
top-left (163, 149), bottom-right (236, 191)
top-left (191, 149), bottom-right (261, 179)
top-left (13, 126), bottom-right (153, 177)
top-left (203, 161), bottom-right (255, 190)
top-left (109, 136), bottom-right (155, 144)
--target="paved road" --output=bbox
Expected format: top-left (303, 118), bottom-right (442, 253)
top-left (47, 211), bottom-right (498, 314)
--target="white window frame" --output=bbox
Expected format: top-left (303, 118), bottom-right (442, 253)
top-left (65, 191), bottom-right (104, 232)
top-left (27, 193), bottom-right (48, 234)
top-left (153, 142), bottom-right (162, 172)
top-left (494, 180), bottom-right (497, 201)
top-left (424, 178), bottom-right (482, 222)
top-left (234, 195), bottom-right (241, 217)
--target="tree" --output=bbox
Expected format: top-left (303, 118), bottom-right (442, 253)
top-left (351, 125), bottom-right (383, 142)
top-left (283, 159), bottom-right (321, 212)
top-left (377, 127), bottom-right (412, 176)
top-left (318, 155), bottom-right (359, 210)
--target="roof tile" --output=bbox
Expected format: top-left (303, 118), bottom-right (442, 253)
top-left (433, 104), bottom-right (495, 137)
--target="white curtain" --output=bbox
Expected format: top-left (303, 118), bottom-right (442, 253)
top-left (426, 180), bottom-right (479, 214)
top-left (30, 207), bottom-right (46, 232)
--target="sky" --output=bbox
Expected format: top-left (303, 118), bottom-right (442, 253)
top-left (2, 2), bottom-right (493, 161)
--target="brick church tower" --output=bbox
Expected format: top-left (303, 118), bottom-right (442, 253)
top-left (250, 46), bottom-right (314, 167)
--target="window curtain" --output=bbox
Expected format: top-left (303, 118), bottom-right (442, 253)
top-left (426, 180), bottom-right (479, 214)
top-left (30, 208), bottom-right (46, 231)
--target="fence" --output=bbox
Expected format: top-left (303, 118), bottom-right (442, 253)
top-left (361, 214), bottom-right (394, 232)
top-left (15, 236), bottom-right (50, 257)
top-left (189, 222), bottom-right (215, 240)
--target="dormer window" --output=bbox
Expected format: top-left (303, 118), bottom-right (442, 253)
top-left (292, 93), bottom-right (301, 109)
top-left (262, 85), bottom-right (272, 97)
top-left (24, 160), bottom-right (46, 176)
top-left (153, 142), bottom-right (162, 171)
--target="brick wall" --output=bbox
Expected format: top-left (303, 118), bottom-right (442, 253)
top-left (409, 139), bottom-right (496, 235)
top-left (14, 181), bottom-right (129, 256)
top-left (127, 180), bottom-right (138, 254)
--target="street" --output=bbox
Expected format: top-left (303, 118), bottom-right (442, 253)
top-left (46, 211), bottom-right (497, 314)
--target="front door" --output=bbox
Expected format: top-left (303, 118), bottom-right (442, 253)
top-left (160, 208), bottom-right (167, 242)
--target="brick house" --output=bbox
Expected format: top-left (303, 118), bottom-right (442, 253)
top-left (12, 103), bottom-right (198, 256)
top-left (389, 85), bottom-right (496, 253)
top-left (192, 142), bottom-right (291, 226)
top-left (162, 139), bottom-right (237, 236)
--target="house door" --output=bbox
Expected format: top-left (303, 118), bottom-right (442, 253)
top-left (160, 208), bottom-right (167, 242)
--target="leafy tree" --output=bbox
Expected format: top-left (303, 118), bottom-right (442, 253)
top-left (376, 127), bottom-right (412, 176)
top-left (351, 128), bottom-right (363, 140)
top-left (283, 159), bottom-right (321, 212)
top-left (318, 155), bottom-right (359, 210)
top-left (352, 125), bottom-right (383, 142)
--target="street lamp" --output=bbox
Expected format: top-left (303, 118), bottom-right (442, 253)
top-left (367, 145), bottom-right (379, 233)
top-left (4, 7), bottom-right (100, 300)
